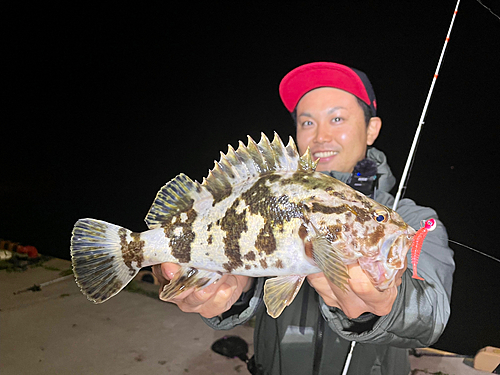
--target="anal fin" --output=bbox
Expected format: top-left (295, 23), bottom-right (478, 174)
top-left (159, 266), bottom-right (222, 301)
top-left (264, 275), bottom-right (305, 318)
top-left (310, 224), bottom-right (350, 292)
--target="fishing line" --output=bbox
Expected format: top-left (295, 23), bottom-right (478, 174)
top-left (448, 239), bottom-right (500, 263)
top-left (392, 0), bottom-right (461, 211)
top-left (476, 0), bottom-right (500, 20)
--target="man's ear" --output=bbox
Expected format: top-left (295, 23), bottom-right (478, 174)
top-left (366, 117), bottom-right (382, 146)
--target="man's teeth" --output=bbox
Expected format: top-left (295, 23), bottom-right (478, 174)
top-left (314, 151), bottom-right (338, 158)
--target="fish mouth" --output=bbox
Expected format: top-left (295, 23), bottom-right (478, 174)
top-left (381, 231), bottom-right (414, 269)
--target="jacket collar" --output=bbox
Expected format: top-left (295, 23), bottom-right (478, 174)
top-left (321, 147), bottom-right (396, 195)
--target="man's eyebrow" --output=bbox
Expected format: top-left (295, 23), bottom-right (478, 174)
top-left (327, 106), bottom-right (346, 114)
top-left (298, 111), bottom-right (313, 118)
top-left (298, 106), bottom-right (346, 117)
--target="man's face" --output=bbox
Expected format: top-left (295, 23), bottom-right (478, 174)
top-left (295, 87), bottom-right (380, 173)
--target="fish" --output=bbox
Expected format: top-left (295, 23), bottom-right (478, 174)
top-left (71, 132), bottom-right (415, 318)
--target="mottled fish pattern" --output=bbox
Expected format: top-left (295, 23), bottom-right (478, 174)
top-left (71, 133), bottom-right (415, 318)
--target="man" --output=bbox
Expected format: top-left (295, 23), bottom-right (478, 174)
top-left (153, 62), bottom-right (455, 374)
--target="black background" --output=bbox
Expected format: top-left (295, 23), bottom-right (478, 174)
top-left (3, 1), bottom-right (499, 355)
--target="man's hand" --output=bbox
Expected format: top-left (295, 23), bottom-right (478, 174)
top-left (152, 263), bottom-right (253, 319)
top-left (307, 258), bottom-right (407, 319)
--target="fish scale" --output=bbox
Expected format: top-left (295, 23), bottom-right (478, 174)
top-left (71, 132), bottom-right (415, 318)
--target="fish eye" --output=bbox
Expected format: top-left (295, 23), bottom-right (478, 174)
top-left (373, 209), bottom-right (388, 223)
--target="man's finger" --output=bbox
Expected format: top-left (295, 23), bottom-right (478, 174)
top-left (181, 275), bottom-right (230, 306)
top-left (151, 264), bottom-right (168, 284)
top-left (161, 263), bottom-right (181, 280)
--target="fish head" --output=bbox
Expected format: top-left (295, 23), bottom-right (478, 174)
top-left (309, 183), bottom-right (416, 290)
top-left (355, 205), bottom-right (416, 290)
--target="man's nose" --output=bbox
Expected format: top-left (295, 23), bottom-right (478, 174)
top-left (314, 123), bottom-right (332, 143)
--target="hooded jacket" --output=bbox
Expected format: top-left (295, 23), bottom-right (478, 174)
top-left (203, 147), bottom-right (455, 375)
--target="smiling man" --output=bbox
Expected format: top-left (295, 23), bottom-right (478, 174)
top-left (154, 62), bottom-right (455, 375)
top-left (294, 87), bottom-right (380, 173)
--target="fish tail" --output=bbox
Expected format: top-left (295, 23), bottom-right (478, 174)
top-left (71, 218), bottom-right (141, 303)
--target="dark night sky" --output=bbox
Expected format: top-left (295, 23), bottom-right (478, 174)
top-left (3, 1), bottom-right (500, 355)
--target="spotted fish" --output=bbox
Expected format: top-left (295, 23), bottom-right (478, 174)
top-left (71, 133), bottom-right (415, 318)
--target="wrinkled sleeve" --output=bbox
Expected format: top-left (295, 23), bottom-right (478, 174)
top-left (202, 277), bottom-right (265, 330)
top-left (321, 198), bottom-right (455, 348)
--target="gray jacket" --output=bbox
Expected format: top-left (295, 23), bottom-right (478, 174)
top-left (203, 148), bottom-right (455, 375)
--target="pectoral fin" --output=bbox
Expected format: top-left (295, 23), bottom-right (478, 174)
top-left (264, 275), bottom-right (305, 318)
top-left (309, 225), bottom-right (350, 292)
top-left (159, 266), bottom-right (222, 301)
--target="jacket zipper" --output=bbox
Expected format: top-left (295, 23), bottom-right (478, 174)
top-left (312, 305), bottom-right (324, 375)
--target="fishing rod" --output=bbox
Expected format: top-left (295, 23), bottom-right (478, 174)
top-left (392, 0), bottom-right (460, 211)
top-left (390, 0), bottom-right (500, 265)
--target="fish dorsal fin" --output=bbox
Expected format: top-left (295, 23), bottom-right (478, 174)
top-left (145, 173), bottom-right (209, 229)
top-left (201, 132), bottom-right (300, 203)
top-left (145, 133), bottom-right (302, 228)
top-left (298, 147), bottom-right (318, 172)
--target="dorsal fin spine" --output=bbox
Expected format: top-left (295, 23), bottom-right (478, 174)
top-left (247, 135), bottom-right (267, 173)
top-left (236, 140), bottom-right (258, 176)
top-left (298, 147), bottom-right (317, 172)
top-left (219, 152), bottom-right (236, 179)
top-left (286, 136), bottom-right (299, 160)
top-left (270, 132), bottom-right (289, 169)
top-left (257, 133), bottom-right (276, 171)
top-left (225, 145), bottom-right (248, 180)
